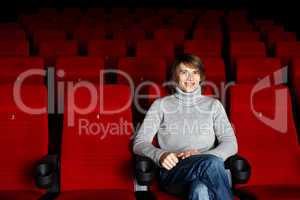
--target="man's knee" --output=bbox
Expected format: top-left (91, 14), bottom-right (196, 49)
top-left (203, 155), bottom-right (226, 172)
top-left (189, 181), bottom-right (209, 200)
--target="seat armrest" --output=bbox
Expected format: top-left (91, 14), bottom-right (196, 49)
top-left (35, 154), bottom-right (59, 192)
top-left (135, 155), bottom-right (156, 186)
top-left (225, 154), bottom-right (251, 184)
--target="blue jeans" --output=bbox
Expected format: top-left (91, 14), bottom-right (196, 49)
top-left (158, 154), bottom-right (233, 200)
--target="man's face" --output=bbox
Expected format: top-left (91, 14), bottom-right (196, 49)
top-left (177, 63), bottom-right (201, 93)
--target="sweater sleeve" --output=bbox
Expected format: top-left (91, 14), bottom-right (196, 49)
top-left (202, 99), bottom-right (238, 161)
top-left (133, 98), bottom-right (167, 166)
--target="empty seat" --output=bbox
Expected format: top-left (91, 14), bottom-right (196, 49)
top-left (117, 57), bottom-right (167, 85)
top-left (193, 29), bottom-right (223, 42)
top-left (57, 85), bottom-right (135, 200)
top-left (0, 29), bottom-right (26, 41)
top-left (236, 58), bottom-right (282, 83)
top-left (0, 84), bottom-right (48, 199)
top-left (230, 42), bottom-right (266, 61)
top-left (202, 58), bottom-right (226, 85)
top-left (154, 29), bottom-right (185, 46)
top-left (39, 40), bottom-right (78, 66)
top-left (33, 30), bottom-right (67, 45)
top-left (73, 27), bottom-right (106, 47)
top-left (0, 40), bottom-right (29, 56)
top-left (229, 32), bottom-right (261, 42)
top-left (0, 57), bottom-right (44, 84)
top-left (184, 40), bottom-right (222, 57)
top-left (230, 84), bottom-right (300, 199)
top-left (136, 40), bottom-right (174, 64)
top-left (56, 56), bottom-right (104, 82)
top-left (267, 31), bottom-right (296, 44)
top-left (88, 39), bottom-right (127, 58)
top-left (275, 42), bottom-right (300, 65)
top-left (113, 28), bottom-right (145, 46)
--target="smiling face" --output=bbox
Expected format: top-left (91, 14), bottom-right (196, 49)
top-left (176, 63), bottom-right (201, 92)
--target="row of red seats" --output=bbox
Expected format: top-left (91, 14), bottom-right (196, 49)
top-left (0, 56), bottom-right (297, 85)
top-left (0, 69), bottom-right (300, 199)
top-left (0, 40), bottom-right (223, 64)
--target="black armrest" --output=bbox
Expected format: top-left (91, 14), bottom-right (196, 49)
top-left (225, 155), bottom-right (251, 185)
top-left (35, 154), bottom-right (59, 192)
top-left (135, 155), bottom-right (156, 186)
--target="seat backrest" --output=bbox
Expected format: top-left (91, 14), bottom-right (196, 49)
top-left (88, 40), bottom-right (127, 58)
top-left (117, 57), bottom-right (167, 85)
top-left (275, 42), bottom-right (300, 64)
top-left (33, 30), bottom-right (67, 45)
top-left (202, 58), bottom-right (226, 84)
top-left (56, 56), bottom-right (104, 82)
top-left (136, 40), bottom-right (174, 59)
top-left (0, 84), bottom-right (48, 190)
top-left (39, 40), bottom-right (78, 65)
top-left (236, 58), bottom-right (282, 83)
top-left (0, 57), bottom-right (44, 84)
top-left (230, 31), bottom-right (261, 42)
top-left (154, 29), bottom-right (185, 45)
top-left (0, 40), bottom-right (29, 56)
top-left (60, 84), bottom-right (134, 191)
top-left (230, 42), bottom-right (266, 59)
top-left (0, 29), bottom-right (26, 41)
top-left (184, 40), bottom-right (222, 57)
top-left (230, 84), bottom-right (300, 186)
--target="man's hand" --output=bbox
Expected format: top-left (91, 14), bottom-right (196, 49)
top-left (177, 149), bottom-right (200, 159)
top-left (159, 152), bottom-right (179, 170)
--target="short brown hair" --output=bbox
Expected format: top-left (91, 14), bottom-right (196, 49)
top-left (169, 54), bottom-right (205, 86)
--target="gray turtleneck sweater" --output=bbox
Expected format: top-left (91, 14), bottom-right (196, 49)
top-left (133, 86), bottom-right (238, 166)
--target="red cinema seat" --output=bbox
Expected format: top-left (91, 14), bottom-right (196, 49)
top-left (230, 42), bottom-right (266, 60)
top-left (184, 40), bottom-right (222, 57)
top-left (0, 40), bottom-right (29, 56)
top-left (229, 31), bottom-right (261, 42)
top-left (88, 40), bottom-right (127, 68)
top-left (117, 57), bottom-right (167, 85)
top-left (88, 39), bottom-right (127, 66)
top-left (0, 84), bottom-right (49, 199)
top-left (236, 58), bottom-right (282, 83)
top-left (57, 85), bottom-right (135, 200)
top-left (275, 42), bottom-right (300, 65)
top-left (33, 30), bottom-right (67, 45)
top-left (136, 40), bottom-right (174, 65)
top-left (202, 58), bottom-right (226, 85)
top-left (113, 29), bottom-right (146, 44)
top-left (154, 29), bottom-right (185, 46)
top-left (0, 57), bottom-right (45, 84)
top-left (193, 29), bottom-right (223, 42)
top-left (73, 27), bottom-right (106, 47)
top-left (0, 29), bottom-right (26, 41)
top-left (230, 84), bottom-right (300, 199)
top-left (39, 40), bottom-right (78, 66)
top-left (267, 31), bottom-right (296, 44)
top-left (56, 56), bottom-right (104, 82)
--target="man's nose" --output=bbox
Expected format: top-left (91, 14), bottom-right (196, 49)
top-left (187, 73), bottom-right (193, 80)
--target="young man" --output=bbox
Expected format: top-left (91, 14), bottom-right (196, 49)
top-left (133, 54), bottom-right (237, 200)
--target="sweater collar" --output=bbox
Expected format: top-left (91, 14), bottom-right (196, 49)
top-left (174, 85), bottom-right (202, 106)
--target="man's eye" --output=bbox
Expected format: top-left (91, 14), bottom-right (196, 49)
top-left (180, 71), bottom-right (187, 74)
top-left (193, 71), bottom-right (200, 75)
